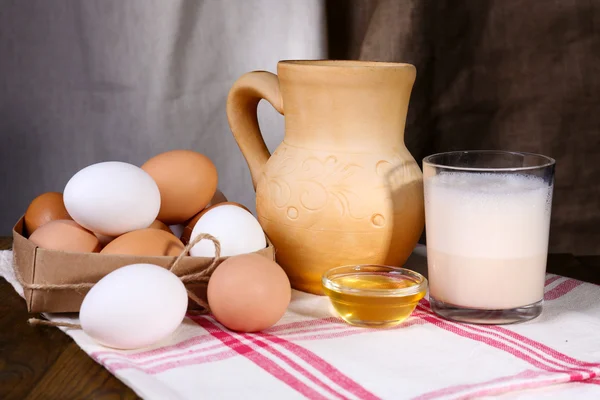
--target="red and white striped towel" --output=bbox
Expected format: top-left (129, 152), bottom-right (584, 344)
top-left (2, 249), bottom-right (599, 400)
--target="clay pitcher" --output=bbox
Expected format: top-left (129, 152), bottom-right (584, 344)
top-left (226, 60), bottom-right (424, 294)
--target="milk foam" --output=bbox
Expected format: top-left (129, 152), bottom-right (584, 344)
top-left (424, 172), bottom-right (552, 259)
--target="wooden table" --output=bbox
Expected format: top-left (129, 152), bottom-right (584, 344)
top-left (1, 237), bottom-right (598, 399)
top-left (0, 238), bottom-right (139, 400)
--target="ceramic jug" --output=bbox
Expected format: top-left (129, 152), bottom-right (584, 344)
top-left (226, 60), bottom-right (424, 294)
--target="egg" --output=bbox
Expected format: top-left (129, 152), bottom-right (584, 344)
top-left (100, 228), bottom-right (185, 257)
top-left (64, 161), bottom-right (161, 236)
top-left (189, 204), bottom-right (266, 257)
top-left (181, 201), bottom-right (251, 244)
top-left (24, 192), bottom-right (72, 234)
top-left (141, 150), bottom-right (218, 225)
top-left (80, 263), bottom-right (188, 349)
top-left (29, 220), bottom-right (101, 253)
top-left (94, 219), bottom-right (170, 246)
top-left (208, 254), bottom-right (291, 332)
top-left (148, 219), bottom-right (172, 234)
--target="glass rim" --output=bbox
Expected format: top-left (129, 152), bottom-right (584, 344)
top-left (322, 264), bottom-right (428, 297)
top-left (422, 150), bottom-right (556, 172)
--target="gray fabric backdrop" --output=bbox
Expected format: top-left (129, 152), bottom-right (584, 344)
top-left (0, 0), bottom-right (326, 233)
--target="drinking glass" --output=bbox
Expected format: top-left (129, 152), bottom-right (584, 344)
top-left (422, 150), bottom-right (555, 324)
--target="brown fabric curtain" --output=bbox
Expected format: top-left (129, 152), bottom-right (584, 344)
top-left (327, 0), bottom-right (600, 255)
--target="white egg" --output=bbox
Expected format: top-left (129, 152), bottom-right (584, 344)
top-left (80, 263), bottom-right (188, 350)
top-left (189, 204), bottom-right (266, 257)
top-left (64, 161), bottom-right (161, 236)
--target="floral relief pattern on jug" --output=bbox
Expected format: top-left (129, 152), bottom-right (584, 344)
top-left (261, 147), bottom-right (371, 224)
top-left (257, 145), bottom-right (421, 229)
top-left (255, 143), bottom-right (424, 294)
top-left (227, 60), bottom-right (425, 294)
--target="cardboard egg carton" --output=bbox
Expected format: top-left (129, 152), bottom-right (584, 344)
top-left (12, 216), bottom-right (276, 313)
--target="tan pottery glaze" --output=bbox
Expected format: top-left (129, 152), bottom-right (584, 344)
top-left (226, 60), bottom-right (424, 294)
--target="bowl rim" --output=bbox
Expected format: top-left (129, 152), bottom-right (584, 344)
top-left (322, 264), bottom-right (428, 297)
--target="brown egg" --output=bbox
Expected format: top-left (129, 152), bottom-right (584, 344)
top-left (148, 219), bottom-right (173, 234)
top-left (141, 150), bottom-right (218, 225)
top-left (100, 228), bottom-right (185, 256)
top-left (24, 192), bottom-right (72, 235)
top-left (180, 202), bottom-right (251, 244)
top-left (29, 220), bottom-right (101, 253)
top-left (207, 254), bottom-right (291, 332)
top-left (94, 220), bottom-right (170, 246)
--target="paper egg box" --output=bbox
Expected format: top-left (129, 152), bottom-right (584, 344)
top-left (12, 216), bottom-right (276, 313)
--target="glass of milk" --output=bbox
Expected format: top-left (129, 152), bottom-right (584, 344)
top-left (423, 151), bottom-right (555, 324)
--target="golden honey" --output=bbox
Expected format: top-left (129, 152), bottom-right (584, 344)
top-left (322, 266), bottom-right (427, 328)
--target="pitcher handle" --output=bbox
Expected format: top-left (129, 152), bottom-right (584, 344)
top-left (226, 71), bottom-right (283, 190)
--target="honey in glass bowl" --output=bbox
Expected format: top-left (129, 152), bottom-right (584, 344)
top-left (322, 265), bottom-right (427, 328)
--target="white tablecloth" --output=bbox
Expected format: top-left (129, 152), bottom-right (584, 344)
top-left (2, 248), bottom-right (599, 399)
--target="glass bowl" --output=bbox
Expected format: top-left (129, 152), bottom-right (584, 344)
top-left (322, 264), bottom-right (428, 328)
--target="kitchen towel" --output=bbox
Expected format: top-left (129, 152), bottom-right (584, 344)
top-left (2, 248), bottom-right (599, 400)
